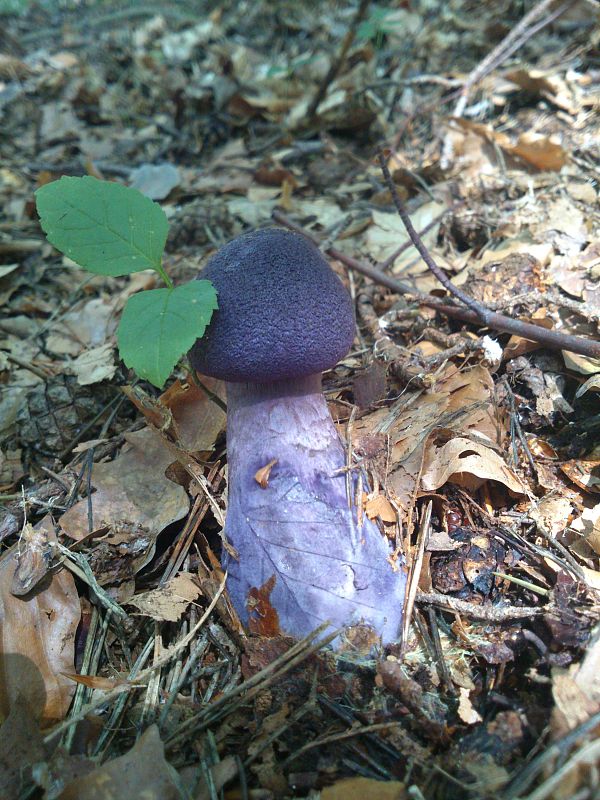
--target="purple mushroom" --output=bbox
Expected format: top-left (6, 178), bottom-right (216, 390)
top-left (189, 228), bottom-right (406, 646)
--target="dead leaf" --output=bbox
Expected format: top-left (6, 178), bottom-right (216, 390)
top-left (57, 725), bottom-right (179, 799)
top-left (129, 163), bottom-right (180, 200)
top-left (561, 459), bottom-right (600, 494)
top-left (0, 695), bottom-right (45, 800)
top-left (247, 574), bottom-right (281, 637)
top-left (321, 776), bottom-right (407, 799)
top-left (365, 493), bottom-right (397, 523)
top-left (160, 377), bottom-right (226, 453)
top-left (571, 503), bottom-right (600, 555)
top-left (458, 687), bottom-right (483, 724)
top-left (508, 132), bottom-right (567, 171)
top-left (421, 437), bottom-right (526, 494)
top-left (562, 350), bottom-right (600, 376)
top-left (127, 573), bottom-right (201, 622)
top-left (0, 544), bottom-right (79, 725)
top-left (68, 343), bottom-right (116, 386)
top-left (255, 459), bottom-right (278, 489)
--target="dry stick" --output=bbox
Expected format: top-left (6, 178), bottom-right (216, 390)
top-left (272, 210), bottom-right (600, 360)
top-left (306, 0), bottom-right (371, 121)
top-left (401, 501), bottom-right (431, 653)
top-left (416, 591), bottom-right (542, 621)
top-left (378, 202), bottom-right (463, 272)
top-left (379, 151), bottom-right (497, 323)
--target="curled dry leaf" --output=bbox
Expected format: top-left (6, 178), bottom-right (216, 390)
top-left (0, 543), bottom-right (79, 726)
top-left (254, 458), bottom-right (278, 489)
top-left (421, 437), bottom-right (526, 495)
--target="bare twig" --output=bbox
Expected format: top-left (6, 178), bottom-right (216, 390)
top-left (378, 150), bottom-right (494, 324)
top-left (272, 210), bottom-right (600, 360)
top-left (416, 591), bottom-right (542, 621)
top-left (401, 501), bottom-right (432, 652)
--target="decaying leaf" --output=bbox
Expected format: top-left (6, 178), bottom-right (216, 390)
top-left (127, 572), bottom-right (201, 622)
top-left (60, 428), bottom-right (189, 566)
top-left (0, 695), bottom-right (45, 800)
top-left (321, 776), bottom-right (406, 799)
top-left (421, 437), bottom-right (526, 495)
top-left (57, 725), bottom-right (179, 799)
top-left (0, 544), bottom-right (79, 725)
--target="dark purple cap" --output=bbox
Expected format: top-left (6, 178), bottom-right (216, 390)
top-left (189, 228), bottom-right (355, 383)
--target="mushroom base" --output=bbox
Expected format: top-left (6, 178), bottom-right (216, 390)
top-left (223, 374), bottom-right (406, 647)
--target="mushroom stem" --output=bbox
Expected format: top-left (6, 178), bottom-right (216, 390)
top-left (223, 374), bottom-right (406, 644)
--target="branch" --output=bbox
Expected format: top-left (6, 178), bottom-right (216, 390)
top-left (272, 211), bottom-right (600, 360)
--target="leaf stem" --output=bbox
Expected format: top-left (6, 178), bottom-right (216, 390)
top-left (156, 263), bottom-right (174, 289)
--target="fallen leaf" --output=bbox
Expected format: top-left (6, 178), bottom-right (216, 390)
top-left (160, 376), bottom-right (226, 453)
top-left (321, 776), bottom-right (407, 799)
top-left (255, 458), bottom-right (278, 489)
top-left (365, 493), bottom-right (397, 523)
top-left (458, 687), bottom-right (483, 724)
top-left (60, 428), bottom-right (189, 563)
top-left (57, 725), bottom-right (179, 799)
top-left (0, 543), bottom-right (79, 725)
top-left (127, 572), bottom-right (201, 622)
top-left (129, 163), bottom-right (180, 200)
top-left (421, 437), bottom-right (526, 494)
top-left (69, 343), bottom-right (116, 385)
top-left (0, 695), bottom-right (45, 800)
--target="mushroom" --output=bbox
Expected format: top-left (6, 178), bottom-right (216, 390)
top-left (189, 228), bottom-right (406, 645)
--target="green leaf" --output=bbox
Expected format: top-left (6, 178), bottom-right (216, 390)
top-left (35, 175), bottom-right (169, 277)
top-left (117, 281), bottom-right (218, 388)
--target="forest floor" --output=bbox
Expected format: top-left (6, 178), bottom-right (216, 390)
top-left (1, 1), bottom-right (600, 798)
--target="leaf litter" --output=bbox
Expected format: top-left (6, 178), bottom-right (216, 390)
top-left (1, 1), bottom-right (600, 798)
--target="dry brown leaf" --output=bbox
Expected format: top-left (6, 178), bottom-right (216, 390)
top-left (321, 775), bottom-right (406, 799)
top-left (549, 631), bottom-right (600, 797)
top-left (421, 437), bottom-right (526, 494)
top-left (367, 201), bottom-right (445, 268)
top-left (561, 459), bottom-right (600, 494)
top-left (57, 725), bottom-right (179, 799)
top-left (60, 428), bottom-right (189, 553)
top-left (364, 493), bottom-right (397, 523)
top-left (160, 376), bottom-right (227, 453)
top-left (562, 350), bottom-right (600, 376)
top-left (68, 342), bottom-right (116, 386)
top-left (530, 496), bottom-right (573, 539)
top-left (571, 503), bottom-right (600, 555)
top-left (254, 458), bottom-right (278, 489)
top-left (507, 132), bottom-right (567, 171)
top-left (458, 687), bottom-right (483, 724)
top-left (0, 544), bottom-right (79, 725)
top-left (127, 573), bottom-right (201, 622)
top-left (0, 695), bottom-right (45, 800)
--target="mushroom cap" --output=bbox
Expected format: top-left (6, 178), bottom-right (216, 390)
top-left (189, 228), bottom-right (355, 383)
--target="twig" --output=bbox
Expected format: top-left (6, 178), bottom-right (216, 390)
top-left (379, 203), bottom-right (461, 272)
top-left (401, 501), bottom-right (431, 652)
top-left (416, 591), bottom-right (542, 621)
top-left (5, 352), bottom-right (52, 380)
top-left (272, 210), bottom-right (600, 360)
top-left (378, 150), bottom-right (493, 323)
top-left (306, 0), bottom-right (371, 121)
top-left (284, 721), bottom-right (406, 764)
